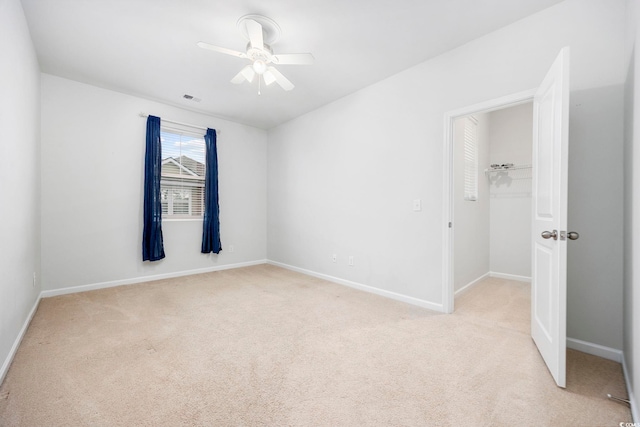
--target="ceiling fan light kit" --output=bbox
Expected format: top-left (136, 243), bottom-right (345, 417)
top-left (198, 14), bottom-right (314, 94)
top-left (252, 59), bottom-right (267, 74)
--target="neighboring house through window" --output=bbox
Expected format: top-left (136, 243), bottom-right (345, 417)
top-left (160, 130), bottom-right (206, 218)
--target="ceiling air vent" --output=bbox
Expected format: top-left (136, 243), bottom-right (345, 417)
top-left (183, 94), bottom-right (201, 102)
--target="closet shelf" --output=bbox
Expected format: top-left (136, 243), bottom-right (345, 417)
top-left (485, 164), bottom-right (532, 184)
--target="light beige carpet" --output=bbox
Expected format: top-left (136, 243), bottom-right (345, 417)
top-left (0, 265), bottom-right (632, 426)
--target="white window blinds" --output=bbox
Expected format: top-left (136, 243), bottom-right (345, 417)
top-left (463, 116), bottom-right (478, 201)
top-left (160, 129), bottom-right (206, 218)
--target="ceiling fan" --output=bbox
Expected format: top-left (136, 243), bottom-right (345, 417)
top-left (197, 15), bottom-right (314, 93)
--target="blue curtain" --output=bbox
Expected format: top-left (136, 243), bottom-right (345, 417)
top-left (202, 128), bottom-right (221, 254)
top-left (142, 115), bottom-right (165, 261)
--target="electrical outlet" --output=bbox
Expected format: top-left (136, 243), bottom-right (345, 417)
top-left (332, 254), bottom-right (337, 263)
top-left (348, 256), bottom-right (354, 266)
top-left (229, 245), bottom-right (234, 253)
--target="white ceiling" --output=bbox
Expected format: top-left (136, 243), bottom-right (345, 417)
top-left (21, 0), bottom-right (564, 130)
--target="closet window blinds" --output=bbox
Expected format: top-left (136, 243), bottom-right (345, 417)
top-left (463, 116), bottom-right (479, 201)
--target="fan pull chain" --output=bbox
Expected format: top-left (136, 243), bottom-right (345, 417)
top-left (258, 75), bottom-right (262, 96)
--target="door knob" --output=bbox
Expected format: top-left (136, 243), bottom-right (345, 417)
top-left (541, 230), bottom-right (558, 240)
top-left (567, 231), bottom-right (579, 240)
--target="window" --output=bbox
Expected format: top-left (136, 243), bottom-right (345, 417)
top-left (463, 116), bottom-right (478, 201)
top-left (160, 129), bottom-right (206, 218)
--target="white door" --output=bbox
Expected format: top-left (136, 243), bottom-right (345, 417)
top-left (531, 47), bottom-right (570, 388)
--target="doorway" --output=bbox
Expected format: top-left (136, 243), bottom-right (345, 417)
top-left (452, 102), bottom-right (534, 301)
top-left (442, 90), bottom-right (535, 313)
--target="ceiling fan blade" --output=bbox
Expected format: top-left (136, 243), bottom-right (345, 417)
top-left (266, 66), bottom-right (294, 91)
top-left (263, 69), bottom-right (277, 86)
top-left (245, 19), bottom-right (264, 49)
top-left (197, 41), bottom-right (247, 59)
top-left (271, 53), bottom-right (315, 65)
top-left (241, 66), bottom-right (256, 82)
top-left (231, 65), bottom-right (255, 84)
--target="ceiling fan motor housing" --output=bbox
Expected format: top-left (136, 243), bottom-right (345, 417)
top-left (247, 43), bottom-right (273, 63)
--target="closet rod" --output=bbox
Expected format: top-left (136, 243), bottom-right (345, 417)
top-left (139, 113), bottom-right (220, 135)
top-left (484, 164), bottom-right (532, 173)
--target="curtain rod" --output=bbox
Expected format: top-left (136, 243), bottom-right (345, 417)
top-left (139, 113), bottom-right (220, 135)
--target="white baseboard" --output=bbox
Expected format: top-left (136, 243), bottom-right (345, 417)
top-left (41, 259), bottom-right (267, 298)
top-left (267, 260), bottom-right (444, 313)
top-left (455, 272), bottom-right (490, 296)
top-left (489, 271), bottom-right (532, 283)
top-left (622, 352), bottom-right (639, 422)
top-left (0, 294), bottom-right (41, 386)
top-left (566, 337), bottom-right (623, 362)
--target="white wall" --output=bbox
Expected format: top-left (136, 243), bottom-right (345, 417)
top-left (0, 0), bottom-right (41, 381)
top-left (453, 114), bottom-right (490, 292)
top-left (267, 0), bottom-right (626, 349)
top-left (567, 85), bottom-right (624, 349)
top-left (40, 75), bottom-right (267, 292)
top-left (488, 103), bottom-right (533, 279)
top-left (624, 0), bottom-right (640, 420)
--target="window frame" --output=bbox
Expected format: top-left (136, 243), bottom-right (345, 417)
top-left (159, 126), bottom-right (207, 221)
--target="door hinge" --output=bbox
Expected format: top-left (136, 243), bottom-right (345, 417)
top-left (448, 222), bottom-right (452, 228)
